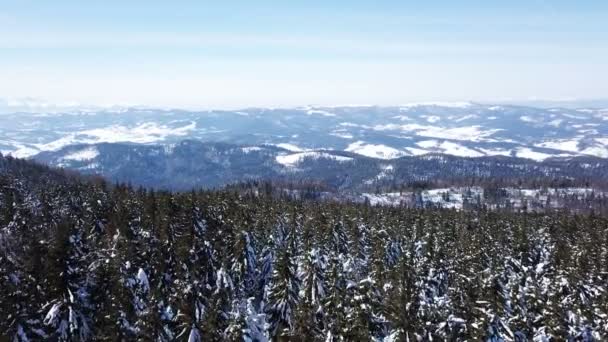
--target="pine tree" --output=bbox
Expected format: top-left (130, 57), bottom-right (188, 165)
top-left (294, 247), bottom-right (326, 340)
top-left (266, 221), bottom-right (300, 340)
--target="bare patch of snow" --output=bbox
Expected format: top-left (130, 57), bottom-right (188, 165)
top-left (416, 140), bottom-right (439, 149)
top-left (375, 124), bottom-right (501, 142)
top-left (276, 151), bottom-right (353, 167)
top-left (439, 141), bottom-right (483, 157)
top-left (345, 141), bottom-right (406, 159)
top-left (580, 146), bottom-right (608, 158)
top-left (424, 115), bottom-right (441, 123)
top-left (400, 101), bottom-right (472, 109)
top-left (453, 114), bottom-right (478, 122)
top-left (405, 147), bottom-right (430, 156)
top-left (32, 121), bottom-right (197, 153)
top-left (61, 147), bottom-right (99, 161)
top-left (241, 146), bottom-right (264, 153)
top-left (330, 132), bottom-right (354, 139)
top-left (516, 148), bottom-right (552, 161)
top-left (535, 139), bottom-right (580, 153)
top-left (275, 143), bottom-right (305, 152)
top-left (520, 116), bottom-right (537, 123)
top-left (548, 119), bottom-right (563, 127)
top-left (306, 109), bottom-right (336, 117)
top-left (479, 148), bottom-right (512, 157)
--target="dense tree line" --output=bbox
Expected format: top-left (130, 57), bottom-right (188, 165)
top-left (1, 155), bottom-right (608, 341)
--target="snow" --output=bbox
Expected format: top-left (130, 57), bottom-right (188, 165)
top-left (535, 139), bottom-right (581, 153)
top-left (44, 303), bottom-right (62, 325)
top-left (438, 141), bottom-right (483, 157)
top-left (188, 327), bottom-right (201, 342)
top-left (345, 141), bottom-right (406, 159)
top-left (520, 116), bottom-right (537, 123)
top-left (548, 119), bottom-right (563, 127)
top-left (338, 122), bottom-right (360, 127)
top-left (367, 164), bottom-right (395, 183)
top-left (422, 126), bottom-right (501, 141)
top-left (417, 140), bottom-right (439, 149)
top-left (330, 132), bottom-right (354, 139)
top-left (137, 268), bottom-right (150, 292)
top-left (535, 262), bottom-right (545, 275)
top-left (6, 145), bottom-right (40, 158)
top-left (392, 114), bottom-right (412, 121)
top-left (562, 113), bottom-right (587, 120)
top-left (306, 109), bottom-right (336, 117)
top-left (581, 146), bottom-right (608, 158)
top-left (363, 187), bottom-right (519, 209)
top-left (516, 148), bottom-right (553, 161)
top-left (245, 298), bottom-right (268, 342)
top-left (400, 101), bottom-right (473, 109)
top-left (453, 114), bottom-right (478, 122)
top-left (406, 147), bottom-right (430, 156)
top-left (362, 192), bottom-right (406, 206)
top-left (28, 121), bottom-right (197, 155)
top-left (241, 146), bottom-right (264, 153)
top-left (595, 138), bottom-right (608, 145)
top-left (61, 147), bottom-right (99, 161)
top-left (276, 151), bottom-right (353, 167)
top-left (77, 122), bottom-right (197, 144)
top-left (375, 124), bottom-right (501, 142)
top-left (275, 143), bottom-right (305, 152)
top-left (163, 144), bottom-right (176, 154)
top-left (425, 115), bottom-right (441, 123)
top-left (16, 324), bottom-right (29, 342)
top-left (479, 148), bottom-right (512, 157)
top-left (422, 188), bottom-right (465, 209)
top-left (415, 140), bottom-right (483, 157)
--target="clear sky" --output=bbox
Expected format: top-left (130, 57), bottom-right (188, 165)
top-left (1, 1), bottom-right (607, 109)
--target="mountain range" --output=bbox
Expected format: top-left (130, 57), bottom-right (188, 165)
top-left (1, 102), bottom-right (607, 190)
top-left (31, 140), bottom-right (608, 191)
top-left (1, 102), bottom-right (607, 161)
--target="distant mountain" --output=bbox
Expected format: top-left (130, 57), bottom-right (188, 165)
top-left (33, 140), bottom-right (608, 191)
top-left (1, 103), bottom-right (607, 160)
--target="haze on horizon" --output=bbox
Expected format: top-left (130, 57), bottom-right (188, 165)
top-left (1, 0), bottom-right (607, 109)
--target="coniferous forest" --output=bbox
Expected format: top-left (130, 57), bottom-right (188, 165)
top-left (1, 155), bottom-right (608, 341)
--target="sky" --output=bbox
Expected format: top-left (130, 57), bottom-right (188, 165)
top-left (1, 0), bottom-right (607, 109)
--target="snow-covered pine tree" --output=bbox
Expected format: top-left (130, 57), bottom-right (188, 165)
top-left (177, 204), bottom-right (214, 340)
top-left (294, 247), bottom-right (326, 340)
top-left (232, 230), bottom-right (258, 301)
top-left (43, 218), bottom-right (93, 340)
top-left (266, 219), bottom-right (300, 340)
top-left (0, 190), bottom-right (47, 340)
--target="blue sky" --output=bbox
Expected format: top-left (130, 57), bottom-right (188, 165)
top-left (1, 1), bottom-right (607, 108)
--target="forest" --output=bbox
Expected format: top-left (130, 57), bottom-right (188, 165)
top-left (1, 155), bottom-right (608, 341)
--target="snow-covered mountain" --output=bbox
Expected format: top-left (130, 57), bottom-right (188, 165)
top-left (32, 140), bottom-right (608, 191)
top-left (1, 103), bottom-right (607, 160)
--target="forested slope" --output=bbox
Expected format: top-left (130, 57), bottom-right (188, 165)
top-left (1, 155), bottom-right (608, 341)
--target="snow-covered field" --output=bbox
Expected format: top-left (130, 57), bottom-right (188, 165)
top-left (361, 187), bottom-right (604, 210)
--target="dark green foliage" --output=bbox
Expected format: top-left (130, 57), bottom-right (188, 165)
top-left (1, 154), bottom-right (608, 341)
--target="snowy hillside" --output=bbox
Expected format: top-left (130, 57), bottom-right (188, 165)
top-left (31, 140), bottom-right (608, 191)
top-left (1, 103), bottom-right (607, 160)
